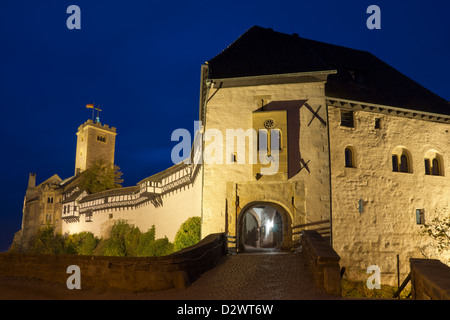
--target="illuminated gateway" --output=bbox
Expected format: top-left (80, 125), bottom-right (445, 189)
top-left (13, 26), bottom-right (450, 285)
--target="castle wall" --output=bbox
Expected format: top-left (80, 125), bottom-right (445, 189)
top-left (201, 81), bottom-right (331, 247)
top-left (62, 166), bottom-right (202, 242)
top-left (329, 105), bottom-right (450, 285)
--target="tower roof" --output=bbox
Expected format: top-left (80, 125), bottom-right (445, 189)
top-left (77, 119), bottom-right (117, 134)
top-left (207, 26), bottom-right (449, 115)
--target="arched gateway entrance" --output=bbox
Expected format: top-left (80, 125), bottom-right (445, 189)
top-left (237, 202), bottom-right (292, 252)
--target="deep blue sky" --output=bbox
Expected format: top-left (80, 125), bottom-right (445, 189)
top-left (0, 1), bottom-right (449, 251)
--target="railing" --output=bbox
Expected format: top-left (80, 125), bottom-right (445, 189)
top-left (62, 211), bottom-right (80, 220)
top-left (292, 219), bottom-right (331, 244)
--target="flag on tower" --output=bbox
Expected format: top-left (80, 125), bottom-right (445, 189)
top-left (86, 103), bottom-right (94, 109)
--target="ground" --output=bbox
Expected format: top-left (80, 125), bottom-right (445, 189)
top-left (0, 249), bottom-right (341, 300)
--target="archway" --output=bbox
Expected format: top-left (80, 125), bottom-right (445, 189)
top-left (237, 203), bottom-right (290, 252)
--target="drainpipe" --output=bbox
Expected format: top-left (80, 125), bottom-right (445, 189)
top-left (199, 64), bottom-right (211, 240)
top-left (325, 103), bottom-right (333, 246)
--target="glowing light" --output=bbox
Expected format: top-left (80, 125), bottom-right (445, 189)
top-left (266, 219), bottom-right (274, 230)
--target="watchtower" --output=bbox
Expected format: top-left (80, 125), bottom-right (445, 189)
top-left (74, 119), bottom-right (117, 175)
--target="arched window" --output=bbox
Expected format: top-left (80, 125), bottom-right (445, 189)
top-left (400, 155), bottom-right (408, 173)
top-left (392, 155), bottom-right (399, 172)
top-left (392, 147), bottom-right (412, 173)
top-left (432, 158), bottom-right (440, 175)
top-left (424, 150), bottom-right (444, 176)
top-left (345, 147), bottom-right (355, 168)
top-left (424, 159), bottom-right (431, 175)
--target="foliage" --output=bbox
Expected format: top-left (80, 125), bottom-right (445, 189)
top-left (94, 220), bottom-right (141, 257)
top-left (173, 216), bottom-right (201, 252)
top-left (143, 237), bottom-right (174, 257)
top-left (135, 226), bottom-right (156, 257)
top-left (64, 232), bottom-right (100, 255)
top-left (29, 224), bottom-right (65, 254)
top-left (78, 159), bottom-right (123, 194)
top-left (421, 214), bottom-right (450, 253)
top-left (93, 221), bottom-right (173, 257)
top-left (25, 221), bottom-right (176, 258)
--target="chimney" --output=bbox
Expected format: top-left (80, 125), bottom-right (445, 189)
top-left (28, 173), bottom-right (36, 189)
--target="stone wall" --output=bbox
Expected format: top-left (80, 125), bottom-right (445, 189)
top-left (329, 104), bottom-right (450, 285)
top-left (202, 80), bottom-right (331, 248)
top-left (0, 233), bottom-right (226, 292)
top-left (410, 258), bottom-right (450, 300)
top-left (300, 230), bottom-right (342, 296)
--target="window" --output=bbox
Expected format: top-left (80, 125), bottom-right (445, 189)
top-left (432, 159), bottom-right (440, 175)
top-left (416, 209), bottom-right (425, 225)
top-left (424, 158), bottom-right (431, 175)
top-left (424, 151), bottom-right (444, 176)
top-left (340, 110), bottom-right (354, 128)
top-left (374, 118), bottom-right (381, 129)
top-left (392, 155), bottom-right (399, 172)
top-left (400, 155), bottom-right (408, 173)
top-left (257, 129), bottom-right (281, 152)
top-left (97, 135), bottom-right (106, 143)
top-left (345, 147), bottom-right (355, 168)
top-left (392, 147), bottom-right (412, 173)
top-left (272, 129), bottom-right (282, 150)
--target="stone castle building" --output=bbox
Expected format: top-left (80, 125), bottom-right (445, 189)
top-left (13, 26), bottom-right (450, 285)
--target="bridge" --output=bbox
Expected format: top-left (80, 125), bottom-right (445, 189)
top-left (1, 231), bottom-right (449, 300)
top-left (0, 230), bottom-right (341, 300)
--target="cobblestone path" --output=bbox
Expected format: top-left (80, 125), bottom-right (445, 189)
top-left (0, 250), bottom-right (341, 300)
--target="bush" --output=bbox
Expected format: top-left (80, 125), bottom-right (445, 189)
top-left (94, 220), bottom-right (141, 257)
top-left (25, 221), bottom-right (174, 258)
top-left (135, 226), bottom-right (156, 257)
top-left (174, 217), bottom-right (201, 252)
top-left (29, 224), bottom-right (65, 254)
top-left (143, 237), bottom-right (174, 257)
top-left (64, 232), bottom-right (99, 255)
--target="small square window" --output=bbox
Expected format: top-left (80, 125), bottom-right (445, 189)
top-left (375, 118), bottom-right (381, 129)
top-left (340, 110), bottom-right (354, 128)
top-left (416, 209), bottom-right (425, 225)
top-left (109, 213), bottom-right (113, 219)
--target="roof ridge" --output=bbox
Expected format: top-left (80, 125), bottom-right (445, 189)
top-left (207, 25), bottom-right (260, 62)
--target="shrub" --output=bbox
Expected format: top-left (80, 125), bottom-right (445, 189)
top-left (135, 226), bottom-right (156, 257)
top-left (174, 217), bottom-right (201, 252)
top-left (29, 224), bottom-right (65, 254)
top-left (144, 237), bottom-right (174, 257)
top-left (65, 232), bottom-right (99, 255)
top-left (94, 220), bottom-right (141, 257)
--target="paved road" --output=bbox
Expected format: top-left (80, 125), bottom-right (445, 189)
top-left (0, 250), bottom-right (341, 300)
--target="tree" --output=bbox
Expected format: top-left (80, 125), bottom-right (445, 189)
top-left (174, 217), bottom-right (201, 252)
top-left (94, 220), bottom-right (139, 257)
top-left (78, 160), bottom-right (123, 194)
top-left (422, 214), bottom-right (450, 253)
top-left (29, 224), bottom-right (65, 254)
top-left (135, 226), bottom-right (156, 257)
top-left (64, 232), bottom-right (99, 255)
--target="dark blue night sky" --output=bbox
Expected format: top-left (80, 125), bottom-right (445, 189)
top-left (0, 0), bottom-right (449, 251)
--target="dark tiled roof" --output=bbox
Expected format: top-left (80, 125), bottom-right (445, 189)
top-left (79, 186), bottom-right (140, 203)
top-left (208, 26), bottom-right (449, 115)
top-left (62, 190), bottom-right (84, 204)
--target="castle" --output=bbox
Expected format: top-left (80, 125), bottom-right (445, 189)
top-left (13, 26), bottom-right (450, 285)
